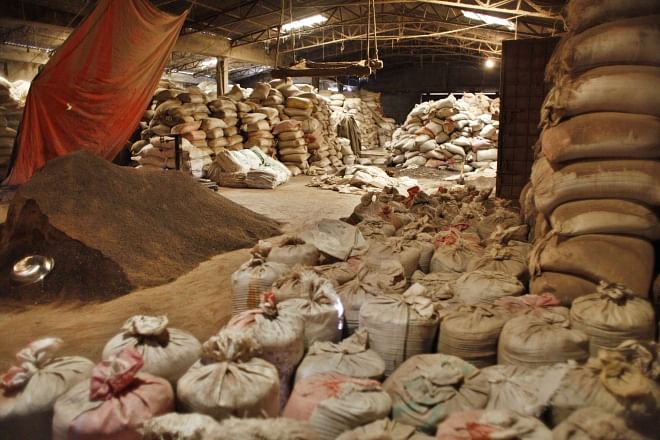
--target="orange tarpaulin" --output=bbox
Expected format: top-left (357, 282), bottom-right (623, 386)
top-left (6, 0), bottom-right (187, 185)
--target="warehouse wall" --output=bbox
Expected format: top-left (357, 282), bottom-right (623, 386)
top-left (365, 62), bottom-right (500, 123)
top-left (1, 60), bottom-right (40, 82)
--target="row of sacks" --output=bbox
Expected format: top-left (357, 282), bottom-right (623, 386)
top-left (323, 90), bottom-right (397, 151)
top-left (131, 136), bottom-right (212, 178)
top-left (3, 313), bottom-right (656, 439)
top-left (388, 93), bottom-right (499, 172)
top-left (205, 147), bottom-right (291, 189)
top-left (523, 0), bottom-right (660, 308)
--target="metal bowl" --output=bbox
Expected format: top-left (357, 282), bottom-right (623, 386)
top-left (11, 255), bottom-right (55, 285)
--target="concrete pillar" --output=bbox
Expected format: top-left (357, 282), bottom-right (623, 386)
top-left (312, 76), bottom-right (320, 91)
top-left (216, 57), bottom-right (228, 95)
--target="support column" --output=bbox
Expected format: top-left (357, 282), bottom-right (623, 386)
top-left (216, 57), bottom-right (228, 95)
top-left (312, 76), bottom-right (320, 91)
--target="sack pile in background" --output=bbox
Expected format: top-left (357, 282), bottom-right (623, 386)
top-left (525, 0), bottom-right (660, 309)
top-left (388, 93), bottom-right (499, 177)
top-left (0, 77), bottom-right (27, 176)
top-left (205, 147), bottom-right (291, 189)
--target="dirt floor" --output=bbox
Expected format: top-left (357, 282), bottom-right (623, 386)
top-left (0, 176), bottom-right (361, 369)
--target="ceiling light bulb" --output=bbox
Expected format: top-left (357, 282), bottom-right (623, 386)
top-left (484, 58), bottom-right (496, 68)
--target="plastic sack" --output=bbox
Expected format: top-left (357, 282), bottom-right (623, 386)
top-left (278, 273), bottom-right (344, 348)
top-left (231, 241), bottom-right (289, 314)
top-left (225, 293), bottom-right (304, 409)
top-left (383, 354), bottom-right (490, 434)
top-left (176, 330), bottom-right (279, 421)
top-left (294, 329), bottom-right (385, 383)
top-left (52, 348), bottom-right (174, 440)
top-left (434, 409), bottom-right (552, 440)
top-left (0, 338), bottom-right (94, 440)
top-left (359, 284), bottom-right (439, 375)
top-left (283, 372), bottom-right (392, 440)
top-left (570, 282), bottom-right (656, 354)
top-left (102, 315), bottom-right (201, 385)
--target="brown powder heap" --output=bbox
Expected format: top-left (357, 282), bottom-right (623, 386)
top-left (0, 151), bottom-right (280, 303)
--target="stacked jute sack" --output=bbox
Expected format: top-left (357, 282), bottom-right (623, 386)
top-left (389, 93), bottom-right (499, 173)
top-left (360, 90), bottom-right (397, 148)
top-left (135, 83), bottom-right (214, 175)
top-left (206, 87), bottom-right (244, 153)
top-left (0, 77), bottom-right (25, 176)
top-left (131, 136), bottom-right (213, 177)
top-left (326, 90), bottom-right (396, 152)
top-left (525, 0), bottom-right (660, 310)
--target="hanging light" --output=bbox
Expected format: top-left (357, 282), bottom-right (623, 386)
top-left (484, 58), bottom-right (496, 69)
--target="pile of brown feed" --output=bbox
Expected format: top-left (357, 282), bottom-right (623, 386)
top-left (0, 151), bottom-right (280, 303)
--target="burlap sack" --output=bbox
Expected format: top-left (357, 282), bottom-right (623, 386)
top-left (531, 157), bottom-right (660, 215)
top-left (438, 305), bottom-right (508, 367)
top-left (360, 284), bottom-right (440, 375)
top-left (549, 198), bottom-right (659, 240)
top-left (467, 243), bottom-right (529, 280)
top-left (337, 258), bottom-right (407, 334)
top-left (430, 237), bottom-right (483, 273)
top-left (214, 417), bottom-right (319, 440)
top-left (0, 338), bottom-right (94, 440)
top-left (564, 0), bottom-right (660, 34)
top-left (434, 409), bottom-right (552, 440)
top-left (312, 261), bottom-right (358, 286)
top-left (384, 354), bottom-right (490, 434)
top-left (547, 16), bottom-right (660, 81)
top-left (266, 236), bottom-right (319, 266)
top-left (53, 348), bottom-right (174, 440)
top-left (176, 330), bottom-right (279, 421)
top-left (609, 339), bottom-right (660, 382)
top-left (570, 282), bottom-right (656, 355)
top-left (552, 406), bottom-right (648, 440)
top-left (101, 315), bottom-right (201, 385)
top-left (550, 351), bottom-right (660, 434)
top-left (283, 372), bottom-right (392, 440)
top-left (278, 275), bottom-right (344, 348)
top-left (231, 242), bottom-right (289, 314)
top-left (477, 208), bottom-right (522, 241)
top-left (542, 66), bottom-right (660, 126)
top-left (139, 413), bottom-right (223, 440)
top-left (498, 312), bottom-right (589, 366)
top-left (336, 418), bottom-right (434, 440)
top-left (481, 363), bottom-right (569, 417)
top-left (295, 329), bottom-right (385, 383)
top-left (367, 238), bottom-right (422, 279)
top-left (529, 271), bottom-right (598, 306)
top-left (272, 267), bottom-right (328, 302)
top-left (225, 293), bottom-right (304, 409)
top-left (541, 113), bottom-right (660, 164)
top-left (451, 270), bottom-right (524, 305)
top-left (529, 232), bottom-right (654, 299)
top-left (494, 292), bottom-right (567, 319)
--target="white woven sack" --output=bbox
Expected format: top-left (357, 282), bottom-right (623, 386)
top-left (102, 315), bottom-right (201, 385)
top-left (0, 338), bottom-right (94, 440)
top-left (359, 284), bottom-right (439, 375)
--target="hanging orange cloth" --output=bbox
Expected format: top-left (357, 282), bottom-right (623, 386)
top-left (5, 0), bottom-right (187, 185)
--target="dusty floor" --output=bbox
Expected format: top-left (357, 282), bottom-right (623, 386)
top-left (0, 176), bottom-right (361, 368)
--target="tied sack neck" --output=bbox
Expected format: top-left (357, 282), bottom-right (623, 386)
top-left (308, 328), bottom-right (369, 356)
top-left (401, 283), bottom-right (435, 320)
top-left (587, 350), bottom-right (653, 399)
top-left (597, 281), bottom-right (634, 305)
top-left (201, 330), bottom-right (262, 365)
top-left (1, 337), bottom-right (63, 391)
top-left (122, 315), bottom-right (170, 345)
top-left (495, 292), bottom-right (561, 317)
top-left (90, 347), bottom-right (144, 401)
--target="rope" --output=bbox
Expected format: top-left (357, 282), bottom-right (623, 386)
top-left (371, 0), bottom-right (379, 60)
